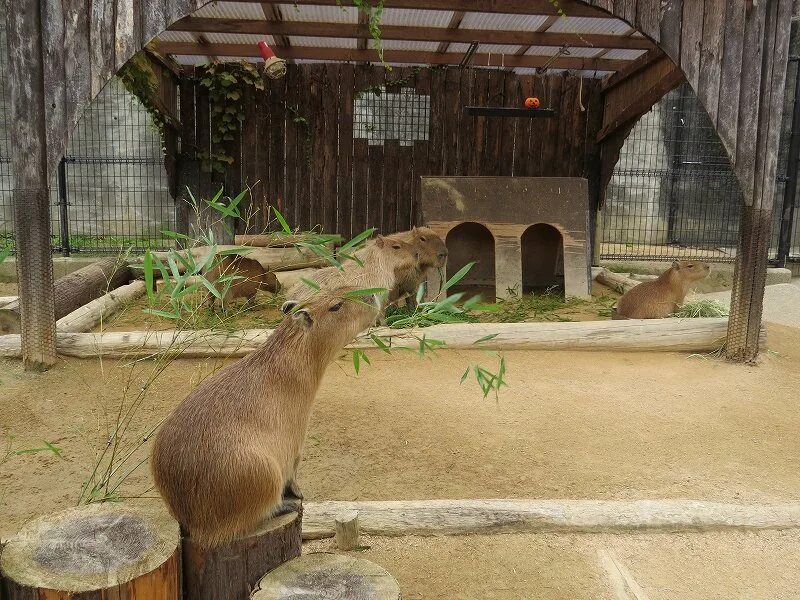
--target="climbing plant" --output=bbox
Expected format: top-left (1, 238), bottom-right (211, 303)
top-left (118, 53), bottom-right (167, 141)
top-left (196, 61), bottom-right (266, 174)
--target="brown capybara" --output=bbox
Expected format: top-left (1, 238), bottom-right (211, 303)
top-left (382, 227), bottom-right (448, 308)
top-left (285, 235), bottom-right (419, 306)
top-left (615, 260), bottom-right (711, 319)
top-left (204, 254), bottom-right (280, 308)
top-left (150, 287), bottom-right (382, 547)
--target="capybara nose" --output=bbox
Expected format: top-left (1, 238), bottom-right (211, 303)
top-left (438, 251), bottom-right (448, 260)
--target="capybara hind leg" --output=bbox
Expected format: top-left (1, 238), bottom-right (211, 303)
top-left (283, 456), bottom-right (303, 501)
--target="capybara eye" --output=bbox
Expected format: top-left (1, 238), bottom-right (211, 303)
top-left (419, 236), bottom-right (427, 242)
top-left (329, 301), bottom-right (344, 312)
top-left (392, 243), bottom-right (402, 249)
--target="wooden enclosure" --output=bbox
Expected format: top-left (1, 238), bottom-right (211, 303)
top-left (177, 64), bottom-right (604, 238)
top-left (4, 0), bottom-right (793, 368)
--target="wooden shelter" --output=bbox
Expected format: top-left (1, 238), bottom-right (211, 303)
top-left (5, 0), bottom-right (792, 369)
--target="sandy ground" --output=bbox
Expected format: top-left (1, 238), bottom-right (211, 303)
top-left (304, 529), bottom-right (800, 599)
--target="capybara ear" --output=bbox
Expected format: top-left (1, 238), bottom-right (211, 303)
top-left (672, 260), bottom-right (680, 269)
top-left (281, 300), bottom-right (298, 313)
top-left (291, 308), bottom-right (313, 327)
top-left (375, 235), bottom-right (386, 248)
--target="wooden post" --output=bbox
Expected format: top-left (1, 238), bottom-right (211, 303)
top-left (251, 553), bottom-right (400, 600)
top-left (726, 0), bottom-right (792, 362)
top-left (334, 510), bottom-right (360, 551)
top-left (182, 511), bottom-right (302, 600)
top-left (0, 503), bottom-right (180, 599)
top-left (7, 0), bottom-right (56, 370)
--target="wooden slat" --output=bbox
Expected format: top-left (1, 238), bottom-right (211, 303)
top-left (239, 83), bottom-right (258, 231)
top-left (540, 75), bottom-right (561, 175)
top-left (296, 65), bottom-right (313, 229)
top-left (716, 0), bottom-right (746, 162)
top-left (367, 143), bottom-right (384, 231)
top-left (351, 67), bottom-right (370, 235)
top-left (336, 64), bottom-right (355, 237)
top-left (309, 64), bottom-right (326, 231)
top-left (411, 68), bottom-right (432, 226)
top-left (397, 145), bottom-right (414, 231)
top-left (513, 75), bottom-right (535, 176)
top-left (382, 140), bottom-right (400, 233)
top-left (602, 48), bottom-right (664, 91)
top-left (634, 0), bottom-right (661, 43)
top-left (427, 69), bottom-right (447, 176)
top-left (268, 71), bottom-right (287, 228)
top-left (467, 68), bottom-right (490, 176)
top-left (499, 71), bottom-right (518, 176)
top-left (527, 75), bottom-right (549, 177)
top-left (679, 0), bottom-right (704, 91)
top-left (458, 68), bottom-right (475, 175)
top-left (322, 64), bottom-right (340, 234)
top-left (443, 67), bottom-right (462, 175)
top-left (697, 0), bottom-right (726, 124)
top-left (283, 66), bottom-right (299, 228)
top-left (155, 43), bottom-right (632, 72)
top-left (484, 69), bottom-right (506, 175)
top-left (169, 18), bottom-right (655, 51)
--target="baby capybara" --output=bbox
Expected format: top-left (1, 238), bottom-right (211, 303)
top-left (204, 254), bottom-right (280, 309)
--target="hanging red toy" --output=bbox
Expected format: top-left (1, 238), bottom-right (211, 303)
top-left (258, 41), bottom-right (287, 79)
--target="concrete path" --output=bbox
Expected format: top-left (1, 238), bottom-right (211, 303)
top-left (690, 282), bottom-right (800, 329)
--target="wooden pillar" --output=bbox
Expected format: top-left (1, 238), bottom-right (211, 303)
top-left (176, 76), bottom-right (199, 241)
top-left (726, 0), bottom-right (792, 361)
top-left (6, 0), bottom-right (57, 370)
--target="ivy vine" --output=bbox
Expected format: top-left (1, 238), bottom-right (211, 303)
top-left (336, 0), bottom-right (386, 66)
top-left (118, 53), bottom-right (167, 143)
top-left (196, 61), bottom-right (265, 174)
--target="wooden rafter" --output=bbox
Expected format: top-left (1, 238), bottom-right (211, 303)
top-left (155, 42), bottom-right (632, 71)
top-left (515, 14), bottom-right (559, 57)
top-left (602, 47), bottom-right (665, 91)
top-left (261, 3), bottom-right (289, 47)
top-left (437, 11), bottom-right (465, 54)
top-left (231, 0), bottom-right (608, 18)
top-left (357, 10), bottom-right (368, 51)
top-left (168, 18), bottom-right (654, 51)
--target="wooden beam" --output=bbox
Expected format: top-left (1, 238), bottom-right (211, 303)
top-left (357, 10), bottom-right (368, 51)
top-left (301, 499), bottom-right (800, 539)
top-left (231, 0), bottom-right (609, 18)
top-left (168, 18), bottom-right (654, 51)
top-left (515, 14), bottom-right (560, 57)
top-left (155, 42), bottom-right (631, 71)
top-left (602, 48), bottom-right (665, 92)
top-left (261, 3), bottom-right (290, 47)
top-left (437, 11), bottom-right (465, 53)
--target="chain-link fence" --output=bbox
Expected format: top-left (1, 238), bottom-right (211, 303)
top-left (0, 25), bottom-right (175, 256)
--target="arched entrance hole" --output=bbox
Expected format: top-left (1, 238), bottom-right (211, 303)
top-left (445, 222), bottom-right (496, 297)
top-left (521, 223), bottom-right (564, 294)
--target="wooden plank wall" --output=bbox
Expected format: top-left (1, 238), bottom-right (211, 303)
top-left (182, 64), bottom-right (604, 238)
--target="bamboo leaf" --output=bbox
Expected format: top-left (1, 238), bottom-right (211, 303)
top-left (301, 277), bottom-right (321, 290)
top-left (339, 228), bottom-right (376, 253)
top-left (442, 261), bottom-right (475, 292)
top-left (272, 207), bottom-right (292, 233)
top-left (343, 287), bottom-right (387, 298)
top-left (473, 333), bottom-right (500, 344)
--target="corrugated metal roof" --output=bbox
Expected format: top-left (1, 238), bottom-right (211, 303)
top-left (545, 16), bottom-right (632, 35)
top-left (193, 2), bottom-right (265, 20)
top-left (602, 48), bottom-right (647, 60)
top-left (204, 32), bottom-right (276, 45)
top-left (381, 40), bottom-right (440, 51)
top-left (575, 69), bottom-right (614, 78)
top-left (157, 31), bottom-right (196, 43)
top-left (460, 12), bottom-right (550, 31)
top-left (380, 8), bottom-right (453, 27)
top-left (525, 46), bottom-right (605, 58)
top-left (289, 36), bottom-right (357, 48)
top-left (278, 3), bottom-right (358, 23)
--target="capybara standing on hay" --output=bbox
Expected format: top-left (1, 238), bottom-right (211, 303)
top-left (616, 260), bottom-right (711, 319)
top-left (285, 235), bottom-right (419, 305)
top-left (151, 288), bottom-right (381, 548)
top-left (204, 254), bottom-right (280, 309)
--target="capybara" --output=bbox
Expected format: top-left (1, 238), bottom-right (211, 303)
top-left (150, 287), bottom-right (381, 547)
top-left (615, 260), bottom-right (711, 319)
top-left (383, 227), bottom-right (448, 307)
top-left (285, 235), bottom-right (419, 306)
top-left (204, 254), bottom-right (280, 308)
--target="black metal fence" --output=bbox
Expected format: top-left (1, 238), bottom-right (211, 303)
top-left (0, 25), bottom-right (175, 256)
top-left (601, 81), bottom-right (800, 264)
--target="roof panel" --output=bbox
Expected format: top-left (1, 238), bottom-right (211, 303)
top-left (525, 45), bottom-right (605, 58)
top-left (602, 48), bottom-right (647, 60)
top-left (278, 3), bottom-right (358, 23)
top-left (203, 32), bottom-right (276, 45)
top-left (476, 43), bottom-right (522, 55)
top-left (381, 40), bottom-right (440, 51)
top-left (157, 31), bottom-right (196, 43)
top-left (289, 35), bottom-right (357, 48)
top-left (380, 8), bottom-right (453, 27)
top-left (460, 12), bottom-right (550, 31)
top-left (192, 2), bottom-right (265, 20)
top-left (545, 16), bottom-right (632, 35)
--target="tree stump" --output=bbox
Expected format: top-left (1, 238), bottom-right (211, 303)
top-left (0, 257), bottom-right (131, 334)
top-left (251, 553), bottom-right (401, 600)
top-left (182, 511), bottom-right (302, 600)
top-left (0, 502), bottom-right (180, 599)
top-left (334, 511), bottom-right (359, 551)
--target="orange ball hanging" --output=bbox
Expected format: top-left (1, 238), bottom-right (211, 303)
top-left (524, 97), bottom-right (540, 109)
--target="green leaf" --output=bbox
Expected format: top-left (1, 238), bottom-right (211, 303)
top-left (370, 334), bottom-right (392, 353)
top-left (460, 366), bottom-right (470, 384)
top-left (352, 349), bottom-right (361, 374)
top-left (301, 277), bottom-right (321, 290)
top-left (160, 229), bottom-right (190, 241)
top-left (343, 287), bottom-right (387, 298)
top-left (143, 308), bottom-right (181, 319)
top-left (442, 261), bottom-right (475, 292)
top-left (272, 207), bottom-right (292, 234)
top-left (339, 228), bottom-right (376, 253)
top-left (473, 333), bottom-right (500, 344)
top-left (143, 250), bottom-right (155, 300)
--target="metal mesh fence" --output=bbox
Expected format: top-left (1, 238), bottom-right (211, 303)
top-left (353, 86), bottom-right (430, 146)
top-left (0, 25), bottom-right (175, 256)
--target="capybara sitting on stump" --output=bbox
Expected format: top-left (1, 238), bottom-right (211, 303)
top-left (150, 288), bottom-right (381, 547)
top-left (616, 260), bottom-right (711, 319)
top-left (204, 254), bottom-right (280, 309)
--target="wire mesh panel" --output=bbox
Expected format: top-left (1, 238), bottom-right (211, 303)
top-left (353, 86), bottom-right (430, 146)
top-left (601, 84), bottom-right (743, 262)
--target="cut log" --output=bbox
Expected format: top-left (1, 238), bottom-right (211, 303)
top-left (0, 257), bottom-right (131, 334)
top-left (275, 268), bottom-right (322, 290)
top-left (334, 510), bottom-right (360, 551)
top-left (235, 233), bottom-right (339, 248)
top-left (0, 318), bottom-right (752, 360)
top-left (301, 499), bottom-right (800, 539)
top-left (251, 553), bottom-right (400, 600)
top-left (183, 511), bottom-right (302, 600)
top-left (0, 296), bottom-right (17, 308)
top-left (596, 269), bottom-right (640, 294)
top-left (0, 502), bottom-right (180, 599)
top-left (56, 280), bottom-right (147, 333)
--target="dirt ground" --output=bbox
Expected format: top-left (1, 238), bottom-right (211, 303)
top-left (2, 322), bottom-right (800, 597)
